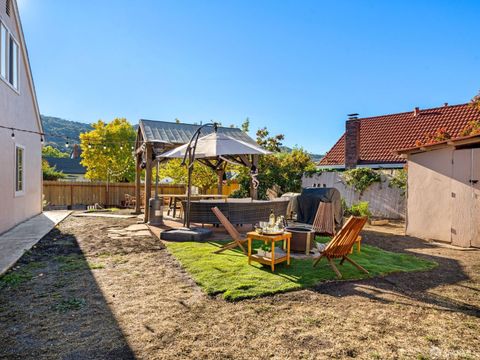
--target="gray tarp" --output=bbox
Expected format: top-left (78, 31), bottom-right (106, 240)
top-left (296, 187), bottom-right (343, 227)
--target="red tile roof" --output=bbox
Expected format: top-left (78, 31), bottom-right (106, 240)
top-left (319, 103), bottom-right (480, 166)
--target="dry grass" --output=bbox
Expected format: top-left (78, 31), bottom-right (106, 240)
top-left (0, 214), bottom-right (479, 359)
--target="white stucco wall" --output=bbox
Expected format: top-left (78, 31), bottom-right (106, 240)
top-left (0, 1), bottom-right (42, 234)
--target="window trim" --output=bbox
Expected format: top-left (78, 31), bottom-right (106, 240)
top-left (14, 144), bottom-right (25, 197)
top-left (0, 19), bottom-right (19, 94)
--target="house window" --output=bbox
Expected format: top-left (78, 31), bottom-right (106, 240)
top-left (15, 145), bottom-right (25, 195)
top-left (0, 23), bottom-right (6, 79)
top-left (6, 0), bottom-right (11, 16)
top-left (0, 20), bottom-right (19, 91)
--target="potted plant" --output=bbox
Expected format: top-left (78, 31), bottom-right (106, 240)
top-left (257, 244), bottom-right (271, 257)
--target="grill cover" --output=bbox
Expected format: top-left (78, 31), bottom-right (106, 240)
top-left (296, 187), bottom-right (343, 226)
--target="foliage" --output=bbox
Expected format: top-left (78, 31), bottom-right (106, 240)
top-left (80, 118), bottom-right (136, 182)
top-left (157, 158), bottom-right (218, 192)
top-left (241, 117), bottom-right (250, 133)
top-left (470, 90), bottom-right (480, 111)
top-left (415, 127), bottom-right (451, 147)
top-left (42, 159), bottom-right (66, 180)
top-left (165, 238), bottom-right (436, 301)
top-left (41, 115), bottom-right (92, 152)
top-left (343, 168), bottom-right (381, 194)
top-left (42, 145), bottom-right (69, 158)
top-left (460, 120), bottom-right (480, 137)
top-left (345, 201), bottom-right (371, 218)
top-left (256, 127), bottom-right (285, 152)
top-left (231, 147), bottom-right (316, 199)
top-left (388, 169), bottom-right (407, 195)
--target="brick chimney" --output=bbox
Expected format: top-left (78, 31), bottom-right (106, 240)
top-left (71, 144), bottom-right (80, 159)
top-left (345, 115), bottom-right (360, 169)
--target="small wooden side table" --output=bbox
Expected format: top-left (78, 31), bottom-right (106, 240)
top-left (247, 231), bottom-right (291, 272)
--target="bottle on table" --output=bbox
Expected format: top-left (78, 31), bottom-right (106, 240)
top-left (269, 209), bottom-right (275, 228)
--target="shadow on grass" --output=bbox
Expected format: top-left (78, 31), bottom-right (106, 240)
top-left (0, 227), bottom-right (135, 359)
top-left (310, 230), bottom-right (480, 318)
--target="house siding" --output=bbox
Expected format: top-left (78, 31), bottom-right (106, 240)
top-left (0, 0), bottom-right (42, 234)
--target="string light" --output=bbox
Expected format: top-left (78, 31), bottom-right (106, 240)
top-left (1, 125), bottom-right (141, 149)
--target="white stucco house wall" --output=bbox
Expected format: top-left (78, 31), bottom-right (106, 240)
top-left (0, 0), bottom-right (43, 234)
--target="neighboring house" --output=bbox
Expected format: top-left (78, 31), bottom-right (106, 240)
top-left (396, 134), bottom-right (480, 248)
top-left (319, 103), bottom-right (480, 169)
top-left (44, 157), bottom-right (87, 182)
top-left (0, 0), bottom-right (43, 234)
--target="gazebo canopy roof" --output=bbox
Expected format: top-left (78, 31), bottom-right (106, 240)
top-left (138, 119), bottom-right (257, 146)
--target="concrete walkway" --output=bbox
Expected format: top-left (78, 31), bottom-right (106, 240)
top-left (0, 211), bottom-right (71, 275)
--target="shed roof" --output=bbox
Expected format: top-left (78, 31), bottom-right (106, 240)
top-left (320, 103), bottom-right (480, 166)
top-left (44, 157), bottom-right (86, 175)
top-left (138, 119), bottom-right (257, 145)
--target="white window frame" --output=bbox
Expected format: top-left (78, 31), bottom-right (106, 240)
top-left (14, 144), bottom-right (25, 197)
top-left (0, 19), bottom-right (19, 93)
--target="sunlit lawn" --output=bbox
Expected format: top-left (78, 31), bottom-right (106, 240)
top-left (165, 237), bottom-right (437, 301)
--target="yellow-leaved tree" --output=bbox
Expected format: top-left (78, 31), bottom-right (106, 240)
top-left (80, 118), bottom-right (136, 182)
top-left (156, 159), bottom-right (218, 193)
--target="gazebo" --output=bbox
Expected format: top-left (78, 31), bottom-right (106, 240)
top-left (134, 120), bottom-right (261, 222)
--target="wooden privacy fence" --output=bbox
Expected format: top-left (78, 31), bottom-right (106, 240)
top-left (204, 182), bottom-right (240, 196)
top-left (43, 181), bottom-right (186, 207)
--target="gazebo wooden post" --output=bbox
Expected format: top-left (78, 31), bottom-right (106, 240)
top-left (216, 169), bottom-right (224, 195)
top-left (134, 153), bottom-right (142, 214)
top-left (143, 143), bottom-right (153, 223)
top-left (251, 154), bottom-right (259, 200)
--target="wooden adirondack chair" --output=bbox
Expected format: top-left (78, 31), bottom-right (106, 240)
top-left (312, 202), bottom-right (362, 253)
top-left (313, 216), bottom-right (369, 279)
top-left (211, 207), bottom-right (247, 254)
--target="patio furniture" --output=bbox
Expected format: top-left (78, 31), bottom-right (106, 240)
top-left (124, 194), bottom-right (136, 209)
top-left (313, 216), bottom-right (368, 279)
top-left (164, 194), bottom-right (227, 218)
top-left (285, 226), bottom-right (315, 254)
top-left (186, 199), bottom-right (289, 226)
top-left (211, 207), bottom-right (247, 254)
top-left (247, 231), bottom-right (291, 272)
top-left (312, 202), bottom-right (336, 236)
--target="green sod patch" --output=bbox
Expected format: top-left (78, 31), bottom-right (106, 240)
top-left (165, 238), bottom-right (436, 301)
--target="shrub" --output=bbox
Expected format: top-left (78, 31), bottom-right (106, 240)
top-left (343, 168), bottom-right (381, 194)
top-left (388, 169), bottom-right (407, 195)
top-left (345, 201), bottom-right (371, 218)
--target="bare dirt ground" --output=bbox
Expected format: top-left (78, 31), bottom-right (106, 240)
top-left (0, 214), bottom-right (479, 360)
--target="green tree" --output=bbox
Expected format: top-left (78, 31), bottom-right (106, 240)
top-left (80, 118), bottom-right (136, 182)
top-left (256, 127), bottom-right (285, 152)
top-left (42, 145), bottom-right (69, 158)
top-left (232, 146), bottom-right (315, 199)
top-left (42, 159), bottom-right (66, 180)
top-left (241, 117), bottom-right (250, 133)
top-left (157, 159), bottom-right (218, 193)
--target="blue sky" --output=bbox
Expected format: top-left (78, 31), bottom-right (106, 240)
top-left (18, 0), bottom-right (480, 153)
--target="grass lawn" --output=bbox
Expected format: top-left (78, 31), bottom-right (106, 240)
top-left (165, 237), bottom-right (437, 301)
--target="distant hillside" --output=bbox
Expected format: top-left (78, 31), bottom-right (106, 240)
top-left (41, 115), bottom-right (92, 152)
top-left (41, 115), bottom-right (324, 161)
top-left (279, 145), bottom-right (324, 163)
